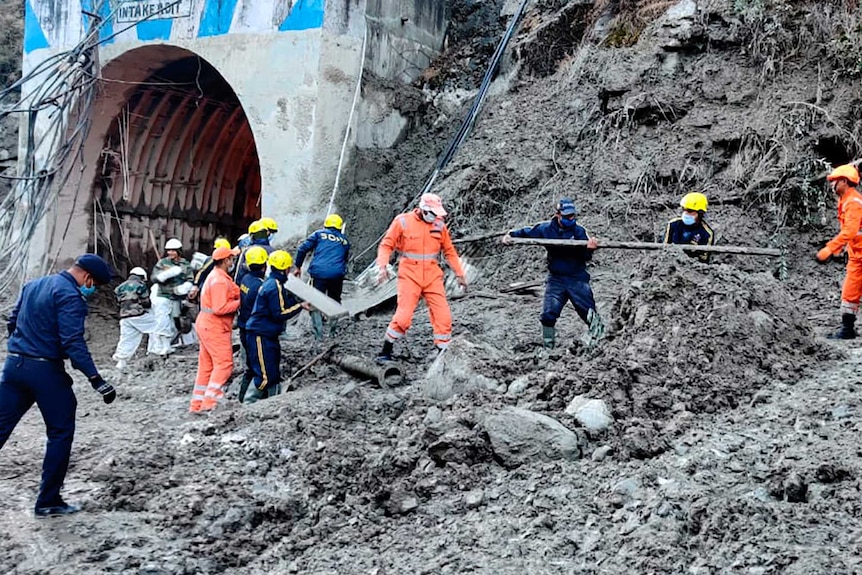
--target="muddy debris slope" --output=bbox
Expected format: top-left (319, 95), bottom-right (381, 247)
top-left (5, 0), bottom-right (862, 574)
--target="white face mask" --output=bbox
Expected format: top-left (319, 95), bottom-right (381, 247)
top-left (421, 210), bottom-right (437, 223)
top-left (681, 213), bottom-right (697, 226)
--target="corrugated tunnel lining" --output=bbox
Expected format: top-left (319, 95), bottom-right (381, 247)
top-left (94, 55), bottom-right (260, 271)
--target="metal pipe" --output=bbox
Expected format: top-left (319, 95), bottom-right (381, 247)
top-left (333, 354), bottom-right (402, 387)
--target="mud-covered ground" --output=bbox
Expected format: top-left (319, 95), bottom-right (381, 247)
top-left (1, 251), bottom-right (860, 574)
top-left (5, 0), bottom-right (862, 573)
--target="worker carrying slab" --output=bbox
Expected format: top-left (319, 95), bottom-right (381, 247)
top-left (112, 267), bottom-right (158, 370)
top-left (150, 238), bottom-right (194, 355)
top-left (662, 192), bottom-right (715, 263)
top-left (293, 213), bottom-right (351, 340)
top-left (376, 193), bottom-right (468, 362)
top-left (502, 198), bottom-right (601, 350)
top-left (191, 246), bottom-right (241, 413)
top-left (816, 164), bottom-right (862, 339)
top-left (0, 254), bottom-right (116, 517)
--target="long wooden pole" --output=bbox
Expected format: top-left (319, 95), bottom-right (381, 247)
top-left (507, 238), bottom-right (782, 256)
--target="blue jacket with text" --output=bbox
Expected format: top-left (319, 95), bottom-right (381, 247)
top-left (295, 227), bottom-right (350, 279)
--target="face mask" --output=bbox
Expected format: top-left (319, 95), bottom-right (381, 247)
top-left (80, 284), bottom-right (96, 298)
top-left (421, 210), bottom-right (436, 223)
top-left (681, 214), bottom-right (697, 226)
top-left (559, 217), bottom-right (576, 228)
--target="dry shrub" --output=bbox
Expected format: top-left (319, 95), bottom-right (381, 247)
top-left (590, 0), bottom-right (680, 47)
top-left (735, 0), bottom-right (862, 77)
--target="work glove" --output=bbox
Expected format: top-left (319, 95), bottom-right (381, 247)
top-left (89, 375), bottom-right (117, 404)
top-left (816, 247), bottom-right (833, 263)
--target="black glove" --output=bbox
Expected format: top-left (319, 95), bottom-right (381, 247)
top-left (89, 375), bottom-right (117, 404)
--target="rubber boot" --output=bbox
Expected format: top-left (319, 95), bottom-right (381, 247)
top-left (311, 310), bottom-right (324, 341)
top-left (328, 317), bottom-right (339, 338)
top-left (828, 313), bottom-right (857, 340)
top-left (238, 372), bottom-right (252, 403)
top-left (542, 325), bottom-right (556, 349)
top-left (376, 340), bottom-right (394, 363)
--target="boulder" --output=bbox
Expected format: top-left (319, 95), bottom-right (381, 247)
top-left (424, 337), bottom-right (504, 401)
top-left (483, 407), bottom-right (584, 468)
top-left (565, 396), bottom-right (614, 432)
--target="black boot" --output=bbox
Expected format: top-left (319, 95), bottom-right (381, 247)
top-left (828, 313), bottom-right (857, 340)
top-left (376, 340), bottom-right (394, 363)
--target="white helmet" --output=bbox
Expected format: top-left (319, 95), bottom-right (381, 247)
top-left (129, 267), bottom-right (147, 281)
top-left (165, 238), bottom-right (183, 251)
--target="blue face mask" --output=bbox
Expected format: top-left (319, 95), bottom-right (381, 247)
top-left (79, 284), bottom-right (97, 298)
top-left (559, 217), bottom-right (576, 228)
top-left (681, 213), bottom-right (697, 226)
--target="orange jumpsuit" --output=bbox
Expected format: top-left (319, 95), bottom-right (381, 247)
top-left (825, 187), bottom-right (862, 314)
top-left (191, 267), bottom-right (240, 412)
top-left (377, 209), bottom-right (466, 349)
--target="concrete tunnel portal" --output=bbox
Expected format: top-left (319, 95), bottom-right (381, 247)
top-left (91, 46), bottom-right (261, 272)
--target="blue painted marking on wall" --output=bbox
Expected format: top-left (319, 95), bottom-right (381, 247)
top-left (279, 0), bottom-right (324, 31)
top-left (80, 0), bottom-right (115, 45)
top-left (24, 0), bottom-right (50, 53)
top-left (137, 19), bottom-right (174, 41)
top-left (198, 0), bottom-right (240, 37)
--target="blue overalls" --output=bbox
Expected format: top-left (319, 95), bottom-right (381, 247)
top-left (0, 271), bottom-right (99, 509)
top-left (244, 270), bottom-right (302, 402)
top-left (509, 220), bottom-right (597, 326)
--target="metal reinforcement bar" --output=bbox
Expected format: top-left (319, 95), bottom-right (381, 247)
top-left (507, 238), bottom-right (782, 256)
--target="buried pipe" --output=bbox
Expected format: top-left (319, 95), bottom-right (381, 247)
top-left (333, 354), bottom-right (403, 388)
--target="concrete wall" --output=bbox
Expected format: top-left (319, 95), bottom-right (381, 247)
top-left (21, 0), bottom-right (447, 271)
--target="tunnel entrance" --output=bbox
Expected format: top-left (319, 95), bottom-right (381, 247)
top-left (92, 49), bottom-right (260, 273)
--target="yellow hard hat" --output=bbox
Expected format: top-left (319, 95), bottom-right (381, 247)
top-left (213, 237), bottom-right (231, 250)
top-left (680, 192), bottom-right (708, 213)
top-left (248, 219), bottom-right (266, 234)
top-left (259, 217), bottom-right (278, 232)
top-left (827, 164), bottom-right (860, 185)
top-left (245, 246), bottom-right (268, 266)
top-left (324, 213), bottom-right (344, 230)
top-left (268, 250), bottom-right (293, 271)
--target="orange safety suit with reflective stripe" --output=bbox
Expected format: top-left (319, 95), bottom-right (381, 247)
top-left (376, 209), bottom-right (466, 349)
top-left (825, 187), bottom-right (862, 314)
top-left (191, 267), bottom-right (240, 411)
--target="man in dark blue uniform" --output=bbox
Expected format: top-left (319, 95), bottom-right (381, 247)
top-left (293, 213), bottom-right (350, 340)
top-left (503, 198), bottom-right (601, 350)
top-left (0, 254), bottom-right (117, 517)
top-left (244, 250), bottom-right (303, 404)
top-left (236, 246), bottom-right (268, 402)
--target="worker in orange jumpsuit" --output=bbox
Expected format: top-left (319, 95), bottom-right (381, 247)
top-left (191, 246), bottom-right (241, 412)
top-left (375, 193), bottom-right (468, 362)
top-left (816, 164), bottom-right (862, 339)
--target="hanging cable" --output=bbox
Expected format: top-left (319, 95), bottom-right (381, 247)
top-left (349, 0), bottom-right (532, 263)
top-left (326, 20), bottom-right (369, 217)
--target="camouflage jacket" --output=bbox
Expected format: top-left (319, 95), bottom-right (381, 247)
top-left (114, 275), bottom-right (151, 318)
top-left (151, 257), bottom-right (193, 299)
